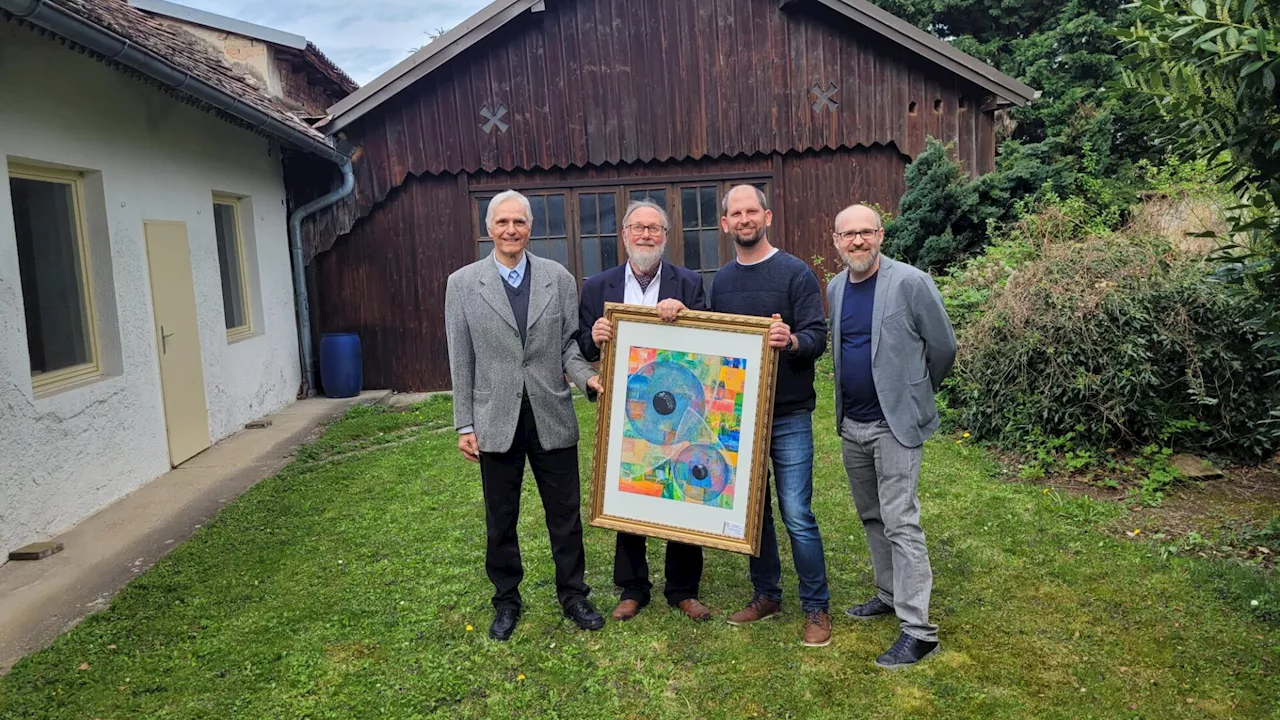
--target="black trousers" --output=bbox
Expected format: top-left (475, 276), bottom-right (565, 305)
top-left (478, 401), bottom-right (590, 611)
top-left (614, 532), bottom-right (704, 607)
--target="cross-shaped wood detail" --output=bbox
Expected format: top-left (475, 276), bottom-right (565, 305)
top-left (480, 104), bottom-right (509, 134)
top-left (811, 83), bottom-right (839, 113)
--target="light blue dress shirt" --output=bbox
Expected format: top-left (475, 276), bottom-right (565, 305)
top-left (495, 252), bottom-right (528, 288)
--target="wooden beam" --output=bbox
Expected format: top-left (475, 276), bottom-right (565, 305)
top-left (532, 0), bottom-right (545, 11)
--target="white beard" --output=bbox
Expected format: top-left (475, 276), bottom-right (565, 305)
top-left (627, 244), bottom-right (664, 273)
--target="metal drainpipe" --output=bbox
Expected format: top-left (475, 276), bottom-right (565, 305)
top-left (289, 159), bottom-right (354, 397)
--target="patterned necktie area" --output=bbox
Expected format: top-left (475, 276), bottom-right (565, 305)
top-left (508, 270), bottom-right (519, 287)
top-left (634, 268), bottom-right (656, 292)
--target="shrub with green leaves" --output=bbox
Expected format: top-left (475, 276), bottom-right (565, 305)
top-left (943, 204), bottom-right (1280, 461)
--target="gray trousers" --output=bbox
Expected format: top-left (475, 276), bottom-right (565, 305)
top-left (840, 417), bottom-right (939, 642)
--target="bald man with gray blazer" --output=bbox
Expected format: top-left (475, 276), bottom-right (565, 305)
top-left (826, 204), bottom-right (956, 669)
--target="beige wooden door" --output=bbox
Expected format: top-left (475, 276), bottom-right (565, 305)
top-left (144, 221), bottom-right (211, 465)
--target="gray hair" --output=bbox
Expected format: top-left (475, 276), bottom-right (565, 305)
top-left (722, 184), bottom-right (769, 215)
top-left (485, 189), bottom-right (534, 230)
top-left (621, 200), bottom-right (670, 234)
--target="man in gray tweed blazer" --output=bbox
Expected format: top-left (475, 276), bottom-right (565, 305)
top-left (826, 204), bottom-right (956, 669)
top-left (444, 190), bottom-right (605, 641)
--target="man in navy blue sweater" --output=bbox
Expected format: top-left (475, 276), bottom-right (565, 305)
top-left (664, 184), bottom-right (833, 647)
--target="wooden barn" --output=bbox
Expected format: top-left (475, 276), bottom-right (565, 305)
top-left (298, 0), bottom-right (1035, 392)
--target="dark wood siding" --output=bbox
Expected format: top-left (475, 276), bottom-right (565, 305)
top-left (306, 0), bottom-right (994, 256)
top-left (314, 173), bottom-right (471, 391)
top-left (778, 145), bottom-right (909, 281)
top-left (315, 145), bottom-right (907, 391)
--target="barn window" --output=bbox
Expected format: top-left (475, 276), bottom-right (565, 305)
top-left (680, 185), bottom-right (723, 294)
top-left (576, 191), bottom-right (619, 281)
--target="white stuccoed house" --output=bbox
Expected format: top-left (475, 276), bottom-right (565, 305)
top-left (0, 0), bottom-right (358, 559)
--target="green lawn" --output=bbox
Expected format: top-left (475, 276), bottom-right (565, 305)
top-left (1, 376), bottom-right (1276, 719)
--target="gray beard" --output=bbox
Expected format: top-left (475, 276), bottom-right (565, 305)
top-left (627, 246), bottom-right (663, 273)
top-left (843, 248), bottom-right (880, 274)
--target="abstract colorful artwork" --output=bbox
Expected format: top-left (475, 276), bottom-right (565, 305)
top-left (618, 347), bottom-right (747, 509)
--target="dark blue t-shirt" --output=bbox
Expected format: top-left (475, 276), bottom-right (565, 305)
top-left (841, 272), bottom-right (884, 422)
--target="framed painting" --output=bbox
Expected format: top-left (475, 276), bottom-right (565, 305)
top-left (588, 302), bottom-right (779, 555)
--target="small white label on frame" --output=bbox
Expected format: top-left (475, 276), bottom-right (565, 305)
top-left (724, 522), bottom-right (745, 539)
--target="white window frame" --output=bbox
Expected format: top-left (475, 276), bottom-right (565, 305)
top-left (9, 163), bottom-right (102, 393)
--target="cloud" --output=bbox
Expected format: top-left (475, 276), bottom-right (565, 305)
top-left (175, 0), bottom-right (489, 84)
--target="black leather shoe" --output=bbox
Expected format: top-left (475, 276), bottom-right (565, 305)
top-left (845, 596), bottom-right (895, 620)
top-left (563, 600), bottom-right (605, 631)
top-left (875, 632), bottom-right (939, 669)
top-left (489, 608), bottom-right (520, 641)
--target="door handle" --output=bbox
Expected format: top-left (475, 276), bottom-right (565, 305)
top-left (161, 325), bottom-right (175, 355)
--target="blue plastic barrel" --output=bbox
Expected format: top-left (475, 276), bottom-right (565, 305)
top-left (319, 332), bottom-right (363, 398)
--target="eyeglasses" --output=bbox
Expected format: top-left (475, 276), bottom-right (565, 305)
top-left (833, 229), bottom-right (881, 243)
top-left (625, 223), bottom-right (667, 236)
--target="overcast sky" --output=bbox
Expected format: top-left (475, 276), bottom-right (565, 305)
top-left (174, 0), bottom-right (491, 85)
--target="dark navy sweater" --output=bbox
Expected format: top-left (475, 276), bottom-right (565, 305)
top-left (840, 272), bottom-right (884, 422)
top-left (709, 250), bottom-right (827, 417)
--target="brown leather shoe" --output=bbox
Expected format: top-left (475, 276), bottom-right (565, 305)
top-left (726, 595), bottom-right (781, 626)
top-left (611, 599), bottom-right (642, 621)
top-left (802, 610), bottom-right (833, 647)
top-left (677, 598), bottom-right (712, 621)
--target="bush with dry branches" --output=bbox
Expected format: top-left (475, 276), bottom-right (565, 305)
top-left (940, 199), bottom-right (1280, 461)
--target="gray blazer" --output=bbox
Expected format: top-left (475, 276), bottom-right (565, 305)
top-left (827, 256), bottom-right (957, 448)
top-left (445, 251), bottom-right (597, 454)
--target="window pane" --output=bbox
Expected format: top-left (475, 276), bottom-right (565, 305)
top-left (214, 202), bottom-right (246, 330)
top-left (477, 240), bottom-right (493, 259)
top-left (681, 188), bottom-right (698, 229)
top-left (701, 271), bottom-right (714, 296)
top-left (701, 230), bottom-right (720, 271)
top-left (630, 188), bottom-right (667, 211)
top-left (531, 239), bottom-right (548, 258)
top-left (601, 235), bottom-right (618, 269)
top-left (547, 194), bottom-right (566, 237)
top-left (581, 237), bottom-right (600, 278)
top-left (599, 194), bottom-right (616, 234)
top-left (549, 239), bottom-right (569, 268)
top-left (683, 229), bottom-right (701, 270)
top-left (700, 187), bottom-right (717, 228)
top-left (476, 197), bottom-right (491, 233)
top-left (529, 195), bottom-right (547, 238)
top-left (579, 194), bottom-right (598, 236)
top-left (11, 176), bottom-right (91, 374)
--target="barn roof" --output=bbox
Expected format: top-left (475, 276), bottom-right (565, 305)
top-left (322, 0), bottom-right (1036, 135)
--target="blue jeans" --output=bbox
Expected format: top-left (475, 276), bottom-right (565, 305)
top-left (750, 410), bottom-right (830, 611)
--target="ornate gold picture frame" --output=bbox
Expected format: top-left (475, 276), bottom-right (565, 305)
top-left (588, 302), bottom-right (779, 555)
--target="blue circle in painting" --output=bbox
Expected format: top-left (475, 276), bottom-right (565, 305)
top-left (673, 443), bottom-right (730, 503)
top-left (624, 360), bottom-right (707, 445)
